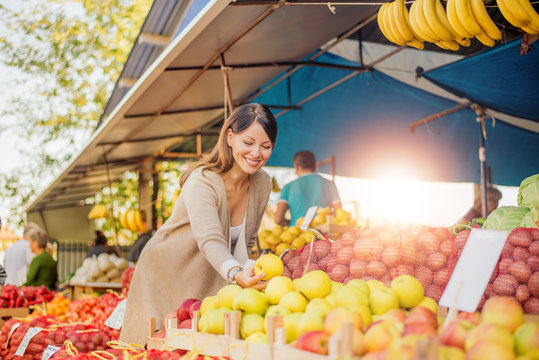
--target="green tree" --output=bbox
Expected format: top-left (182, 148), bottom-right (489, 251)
top-left (0, 0), bottom-right (151, 226)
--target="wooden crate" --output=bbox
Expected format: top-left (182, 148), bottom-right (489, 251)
top-left (314, 215), bottom-right (357, 239)
top-left (0, 307), bottom-right (30, 327)
top-left (67, 281), bottom-right (122, 299)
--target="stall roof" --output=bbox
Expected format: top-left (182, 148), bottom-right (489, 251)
top-left (27, 0), bottom-right (382, 213)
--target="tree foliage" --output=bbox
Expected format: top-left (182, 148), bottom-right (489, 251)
top-left (0, 0), bottom-right (151, 226)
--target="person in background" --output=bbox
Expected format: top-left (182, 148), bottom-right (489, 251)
top-left (3, 223), bottom-right (39, 286)
top-left (24, 229), bottom-right (58, 290)
top-left (458, 186), bottom-right (503, 223)
top-left (120, 103), bottom-right (277, 345)
top-left (275, 150), bottom-right (341, 226)
top-left (126, 210), bottom-right (153, 263)
top-left (86, 230), bottom-right (117, 258)
top-left (0, 264), bottom-right (6, 292)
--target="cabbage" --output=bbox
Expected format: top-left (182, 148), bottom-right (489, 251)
top-left (520, 209), bottom-right (539, 228)
top-left (483, 206), bottom-right (530, 231)
top-left (518, 173), bottom-right (539, 209)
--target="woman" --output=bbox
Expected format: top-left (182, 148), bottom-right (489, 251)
top-left (120, 103), bottom-right (277, 344)
top-left (86, 230), bottom-right (118, 258)
top-left (24, 229), bottom-right (58, 290)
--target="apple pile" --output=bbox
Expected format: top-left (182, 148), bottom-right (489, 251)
top-left (282, 226), bottom-right (458, 301)
top-left (257, 225), bottom-right (317, 257)
top-left (457, 227), bottom-right (539, 313)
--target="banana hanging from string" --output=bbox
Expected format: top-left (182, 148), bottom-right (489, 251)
top-left (470, 0), bottom-right (502, 40)
top-left (497, 0), bottom-right (539, 34)
top-left (410, 0), bottom-right (438, 42)
top-left (424, 0), bottom-right (454, 41)
top-left (446, 0), bottom-right (474, 38)
top-left (393, 0), bottom-right (425, 49)
top-left (435, 0), bottom-right (471, 47)
top-left (378, 3), bottom-right (403, 46)
top-left (414, 0), bottom-right (455, 50)
top-left (386, 2), bottom-right (409, 45)
top-left (378, 2), bottom-right (423, 48)
top-left (456, 0), bottom-right (496, 47)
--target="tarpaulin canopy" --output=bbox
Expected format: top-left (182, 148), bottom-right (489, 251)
top-left (254, 52), bottom-right (539, 186)
top-left (420, 37), bottom-right (539, 123)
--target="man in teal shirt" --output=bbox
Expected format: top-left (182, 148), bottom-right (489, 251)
top-left (275, 151), bottom-right (341, 226)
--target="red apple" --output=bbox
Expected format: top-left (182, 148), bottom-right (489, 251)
top-left (405, 306), bottom-right (437, 329)
top-left (378, 309), bottom-right (407, 325)
top-left (177, 298), bottom-right (199, 323)
top-left (510, 261), bottom-right (532, 282)
top-left (439, 319), bottom-right (475, 350)
top-left (481, 296), bottom-right (524, 333)
top-left (364, 320), bottom-right (401, 353)
top-left (189, 300), bottom-right (201, 319)
top-left (509, 228), bottom-right (533, 248)
top-left (178, 319), bottom-right (192, 329)
top-left (294, 330), bottom-right (330, 355)
top-left (402, 322), bottom-right (436, 336)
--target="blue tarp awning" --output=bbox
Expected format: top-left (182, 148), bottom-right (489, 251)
top-left (254, 52), bottom-right (539, 187)
top-left (420, 37), bottom-right (539, 123)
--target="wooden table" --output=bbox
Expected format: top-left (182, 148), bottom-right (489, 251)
top-left (0, 307), bottom-right (30, 327)
top-left (67, 282), bottom-right (122, 299)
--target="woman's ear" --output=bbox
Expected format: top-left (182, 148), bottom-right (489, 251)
top-left (226, 128), bottom-right (233, 147)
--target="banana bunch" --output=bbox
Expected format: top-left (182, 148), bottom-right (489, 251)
top-left (446, 0), bottom-right (502, 47)
top-left (496, 0), bottom-right (539, 34)
top-left (88, 204), bottom-right (108, 219)
top-left (378, 0), bottom-right (426, 49)
top-left (119, 209), bottom-right (146, 233)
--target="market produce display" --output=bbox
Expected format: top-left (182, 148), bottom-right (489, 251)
top-left (0, 285), bottom-right (55, 308)
top-left (87, 204), bottom-right (108, 219)
top-left (121, 266), bottom-right (135, 296)
top-left (119, 209), bottom-right (147, 233)
top-left (70, 253), bottom-right (129, 284)
top-left (377, 0), bottom-right (539, 51)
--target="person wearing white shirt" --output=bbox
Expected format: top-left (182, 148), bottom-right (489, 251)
top-left (3, 223), bottom-right (39, 286)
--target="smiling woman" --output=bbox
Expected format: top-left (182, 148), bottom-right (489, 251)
top-left (120, 103), bottom-right (278, 345)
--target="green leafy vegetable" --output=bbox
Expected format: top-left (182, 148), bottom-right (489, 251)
top-left (483, 206), bottom-right (530, 231)
top-left (520, 209), bottom-right (539, 229)
top-left (518, 173), bottom-right (539, 209)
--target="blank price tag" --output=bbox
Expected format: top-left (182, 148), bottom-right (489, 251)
top-left (15, 327), bottom-right (43, 356)
top-left (5, 322), bottom-right (21, 349)
top-left (105, 299), bottom-right (127, 330)
top-left (300, 206), bottom-right (318, 231)
top-left (41, 345), bottom-right (61, 360)
top-left (439, 229), bottom-right (508, 313)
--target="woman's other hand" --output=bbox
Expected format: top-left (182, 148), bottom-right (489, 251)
top-left (234, 265), bottom-right (267, 290)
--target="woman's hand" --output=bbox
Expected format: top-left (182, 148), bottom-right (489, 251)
top-left (234, 265), bottom-right (267, 290)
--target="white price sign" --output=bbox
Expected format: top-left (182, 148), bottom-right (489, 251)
top-left (4, 322), bottom-right (21, 349)
top-left (41, 345), bottom-right (61, 360)
top-left (15, 327), bottom-right (43, 356)
top-left (105, 299), bottom-right (127, 330)
top-left (300, 206), bottom-right (318, 231)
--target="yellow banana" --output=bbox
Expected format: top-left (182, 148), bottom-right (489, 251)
top-left (407, 39), bottom-right (425, 49)
top-left (517, 0), bottom-right (539, 31)
top-left (126, 210), bottom-right (138, 232)
top-left (447, 0), bottom-right (475, 38)
top-left (410, 0), bottom-right (437, 42)
top-left (456, 0), bottom-right (483, 35)
top-left (435, 0), bottom-right (471, 46)
top-left (87, 206), bottom-right (97, 219)
top-left (119, 212), bottom-right (129, 229)
top-left (496, 0), bottom-right (527, 28)
top-left (475, 31), bottom-right (495, 47)
top-left (523, 25), bottom-right (539, 34)
top-left (435, 41), bottom-right (450, 49)
top-left (404, 3), bottom-right (426, 42)
top-left (470, 0), bottom-right (501, 40)
top-left (508, 0), bottom-right (532, 25)
top-left (438, 39), bottom-right (460, 50)
top-left (393, 0), bottom-right (415, 42)
top-left (378, 4), bottom-right (396, 44)
top-left (415, 0), bottom-right (442, 41)
top-left (134, 210), bottom-right (145, 233)
top-left (386, 2), bottom-right (408, 45)
top-left (424, 0), bottom-right (454, 40)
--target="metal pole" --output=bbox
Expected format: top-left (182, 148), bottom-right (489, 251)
top-left (474, 105), bottom-right (489, 218)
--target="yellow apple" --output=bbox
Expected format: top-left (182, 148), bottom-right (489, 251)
top-left (265, 276), bottom-right (295, 305)
top-left (367, 279), bottom-right (386, 293)
top-left (291, 237), bottom-right (306, 249)
top-left (288, 226), bottom-right (302, 237)
top-left (264, 304), bottom-right (291, 332)
top-left (346, 279), bottom-right (370, 297)
top-left (336, 285), bottom-right (369, 307)
top-left (391, 275), bottom-right (424, 308)
top-left (325, 293), bottom-right (336, 307)
top-left (364, 320), bottom-right (401, 353)
top-left (465, 323), bottom-right (514, 350)
top-left (280, 231), bottom-right (295, 244)
top-left (198, 308), bottom-right (216, 332)
top-left (301, 230), bottom-right (316, 243)
top-left (240, 313), bottom-right (265, 339)
top-left (200, 295), bottom-right (219, 316)
top-left (258, 229), bottom-right (272, 240)
top-left (331, 281), bottom-right (344, 294)
top-left (233, 288), bottom-right (268, 315)
top-left (245, 331), bottom-right (268, 344)
top-left (369, 287), bottom-right (399, 315)
top-left (207, 307), bottom-right (232, 335)
top-left (514, 323), bottom-right (539, 356)
top-left (324, 307), bottom-right (363, 334)
top-left (217, 284), bottom-right (242, 309)
top-left (414, 297), bottom-right (438, 315)
top-left (284, 312), bottom-right (303, 343)
top-left (297, 270), bottom-right (332, 300)
top-left (305, 298), bottom-right (333, 317)
top-left (345, 303), bottom-right (372, 330)
top-left (275, 243), bottom-right (291, 256)
top-left (279, 291), bottom-right (308, 313)
top-left (296, 311), bottom-right (325, 336)
top-left (254, 253), bottom-right (283, 280)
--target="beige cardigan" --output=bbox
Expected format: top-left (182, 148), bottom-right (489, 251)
top-left (119, 167), bottom-right (271, 345)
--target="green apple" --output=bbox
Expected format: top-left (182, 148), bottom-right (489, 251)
top-left (305, 298), bottom-right (333, 317)
top-left (240, 313), bottom-right (265, 339)
top-left (297, 270), bottom-right (332, 300)
top-left (265, 276), bottom-right (295, 304)
top-left (514, 323), bottom-right (539, 356)
top-left (367, 279), bottom-right (386, 293)
top-left (279, 291), bottom-right (308, 313)
top-left (346, 279), bottom-right (370, 297)
top-left (217, 284), bottom-right (242, 309)
top-left (296, 311), bottom-right (324, 336)
top-left (325, 293), bottom-right (336, 307)
top-left (207, 307), bottom-right (232, 334)
top-left (245, 331), bottom-right (268, 344)
top-left (331, 281), bottom-right (344, 294)
top-left (254, 253), bottom-right (283, 280)
top-left (233, 288), bottom-right (268, 315)
top-left (284, 312), bottom-right (303, 343)
top-left (264, 304), bottom-right (291, 332)
top-left (200, 295), bottom-right (219, 316)
top-left (336, 285), bottom-right (369, 307)
top-left (369, 287), bottom-right (399, 315)
top-left (390, 275), bottom-right (424, 308)
top-left (198, 308), bottom-right (216, 332)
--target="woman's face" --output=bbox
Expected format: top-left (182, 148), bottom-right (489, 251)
top-left (227, 121), bottom-right (273, 174)
top-left (29, 240), bottom-right (38, 254)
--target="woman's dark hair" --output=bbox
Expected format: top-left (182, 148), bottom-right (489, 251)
top-left (94, 231), bottom-right (107, 245)
top-left (180, 103), bottom-right (277, 185)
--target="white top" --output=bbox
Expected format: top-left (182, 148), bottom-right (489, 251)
top-left (3, 239), bottom-right (35, 286)
top-left (230, 223), bottom-right (243, 248)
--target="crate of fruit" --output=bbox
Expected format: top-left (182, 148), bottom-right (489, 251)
top-left (0, 307), bottom-right (30, 327)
